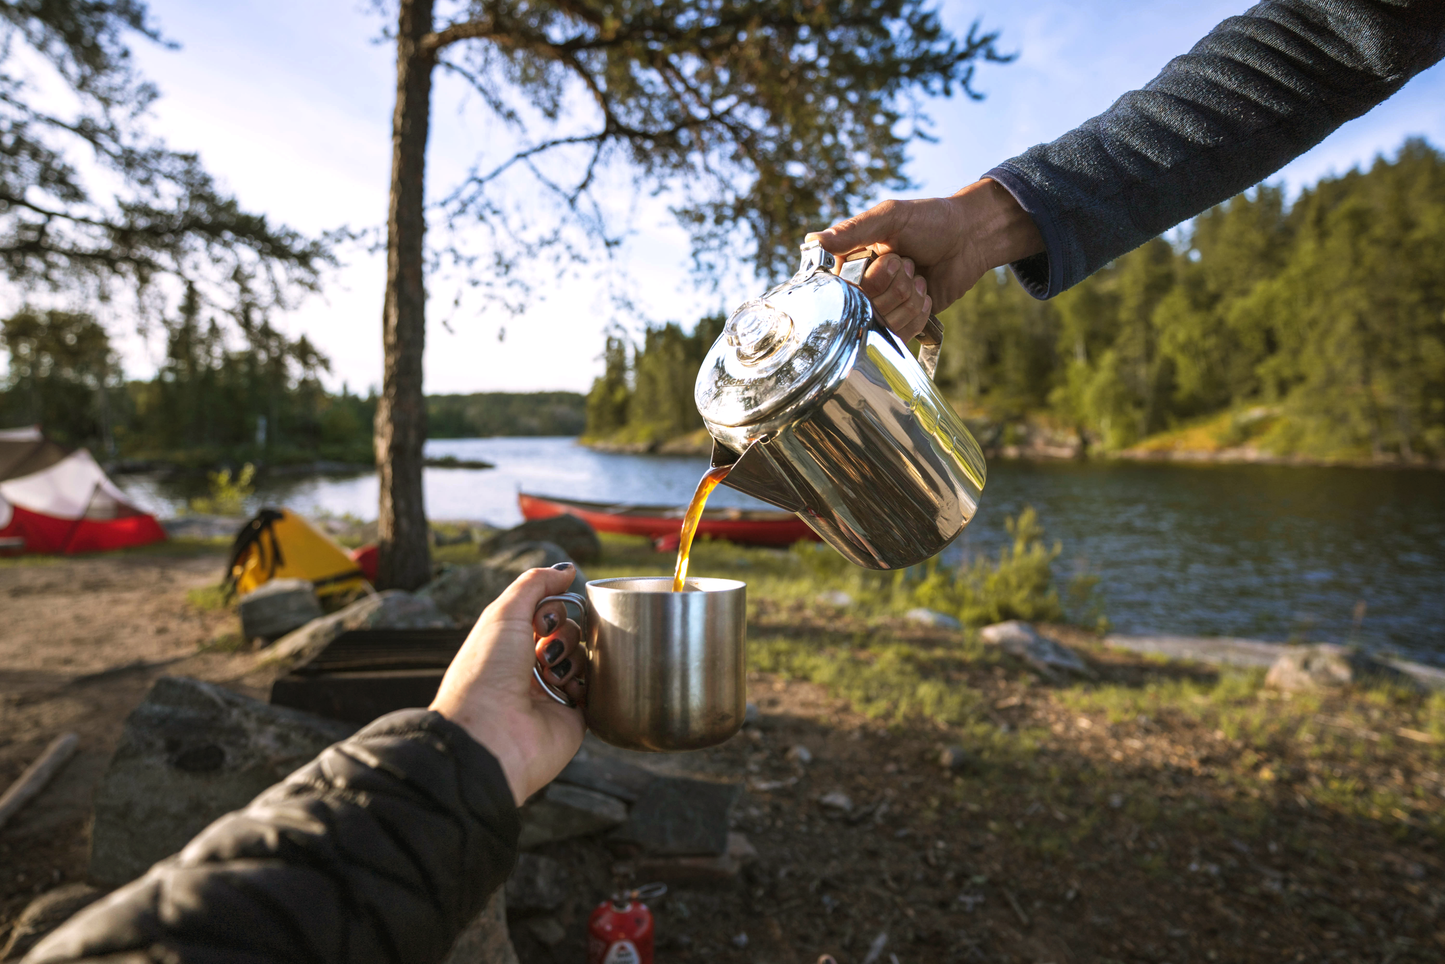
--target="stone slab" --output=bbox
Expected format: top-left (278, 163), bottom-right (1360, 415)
top-left (238, 578), bottom-right (322, 641)
top-left (609, 775), bottom-right (742, 857)
top-left (518, 782), bottom-right (628, 850)
top-left (89, 676), bottom-right (354, 886)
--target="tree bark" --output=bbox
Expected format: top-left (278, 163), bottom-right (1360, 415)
top-left (376, 0), bottom-right (436, 590)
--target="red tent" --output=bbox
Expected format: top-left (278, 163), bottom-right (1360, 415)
top-left (0, 427), bottom-right (167, 554)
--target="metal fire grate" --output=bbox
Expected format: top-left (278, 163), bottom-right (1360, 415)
top-left (269, 628), bottom-right (470, 724)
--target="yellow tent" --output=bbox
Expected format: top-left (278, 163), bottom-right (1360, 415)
top-left (224, 508), bottom-right (369, 599)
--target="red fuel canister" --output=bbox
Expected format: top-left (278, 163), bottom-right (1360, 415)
top-left (587, 884), bottom-right (666, 964)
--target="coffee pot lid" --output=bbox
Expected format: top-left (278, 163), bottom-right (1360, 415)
top-left (694, 241), bottom-right (872, 430)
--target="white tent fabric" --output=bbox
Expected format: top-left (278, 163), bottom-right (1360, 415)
top-left (0, 491), bottom-right (11, 529)
top-left (0, 426), bottom-right (43, 442)
top-left (0, 448), bottom-right (139, 519)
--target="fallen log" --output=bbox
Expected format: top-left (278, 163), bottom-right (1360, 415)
top-left (0, 733), bottom-right (78, 833)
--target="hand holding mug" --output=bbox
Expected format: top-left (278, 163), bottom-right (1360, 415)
top-left (430, 563), bottom-right (589, 806)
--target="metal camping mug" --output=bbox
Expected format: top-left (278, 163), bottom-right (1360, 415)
top-left (531, 577), bottom-right (747, 752)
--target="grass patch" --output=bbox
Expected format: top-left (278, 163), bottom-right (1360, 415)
top-left (750, 633), bottom-right (985, 727)
top-left (186, 582), bottom-right (232, 613)
top-left (198, 628), bottom-right (248, 653)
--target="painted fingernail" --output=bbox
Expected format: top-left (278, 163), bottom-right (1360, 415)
top-left (542, 611), bottom-right (559, 632)
top-left (543, 638), bottom-right (564, 663)
top-left (552, 657), bottom-right (573, 679)
top-left (551, 561), bottom-right (574, 571)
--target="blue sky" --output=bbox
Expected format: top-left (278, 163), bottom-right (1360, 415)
top-left (118, 0), bottom-right (1445, 394)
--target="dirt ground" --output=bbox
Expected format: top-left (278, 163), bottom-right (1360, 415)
top-left (522, 660), bottom-right (1445, 964)
top-left (3, 548), bottom-right (1444, 963)
top-left (0, 547), bottom-right (270, 941)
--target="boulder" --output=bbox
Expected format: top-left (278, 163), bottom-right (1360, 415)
top-left (418, 564), bottom-right (514, 627)
top-left (440, 891), bottom-right (517, 964)
top-left (905, 608), bottom-right (962, 630)
top-left (556, 753), bottom-right (655, 803)
top-left (0, 883), bottom-right (105, 961)
top-left (1265, 644), bottom-right (1417, 692)
top-left (979, 621), bottom-right (1093, 678)
top-left (420, 544), bottom-right (586, 628)
top-left (483, 515), bottom-right (601, 565)
top-left (264, 590), bottom-right (454, 669)
top-left (505, 854), bottom-right (567, 916)
top-left (518, 783), bottom-right (628, 850)
top-left (238, 579), bottom-right (323, 642)
top-left (609, 776), bottom-right (742, 857)
top-left (89, 677), bottom-right (355, 886)
top-left (484, 542), bottom-right (585, 586)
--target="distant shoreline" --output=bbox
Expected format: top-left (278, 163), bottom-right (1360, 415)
top-left (582, 432), bottom-right (1445, 471)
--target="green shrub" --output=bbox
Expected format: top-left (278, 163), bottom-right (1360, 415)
top-left (188, 463), bottom-right (255, 516)
top-left (912, 506), bottom-right (1065, 627)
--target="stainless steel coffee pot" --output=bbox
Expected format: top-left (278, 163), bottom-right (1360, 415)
top-left (695, 239), bottom-right (987, 570)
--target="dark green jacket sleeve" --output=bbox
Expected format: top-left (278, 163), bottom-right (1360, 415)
top-left (26, 710), bottom-right (520, 964)
top-left (987, 0), bottom-right (1445, 299)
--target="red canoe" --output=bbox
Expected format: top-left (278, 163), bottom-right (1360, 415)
top-left (518, 492), bottom-right (819, 550)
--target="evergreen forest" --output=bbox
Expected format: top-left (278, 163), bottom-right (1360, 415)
top-left (0, 295), bottom-right (583, 466)
top-left (586, 139), bottom-right (1445, 463)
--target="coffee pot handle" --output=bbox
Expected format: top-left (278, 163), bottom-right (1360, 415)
top-left (532, 592), bottom-right (588, 709)
top-left (834, 248), bottom-right (944, 379)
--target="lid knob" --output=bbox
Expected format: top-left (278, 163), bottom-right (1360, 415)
top-left (725, 300), bottom-right (794, 365)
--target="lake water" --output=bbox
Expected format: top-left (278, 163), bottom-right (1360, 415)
top-left (120, 437), bottom-right (1445, 666)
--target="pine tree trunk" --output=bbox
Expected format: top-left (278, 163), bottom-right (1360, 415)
top-left (375, 0), bottom-right (435, 590)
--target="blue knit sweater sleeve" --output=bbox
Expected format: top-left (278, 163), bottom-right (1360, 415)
top-left (985, 0), bottom-right (1445, 299)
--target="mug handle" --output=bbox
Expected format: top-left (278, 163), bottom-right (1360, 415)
top-left (532, 592), bottom-right (588, 709)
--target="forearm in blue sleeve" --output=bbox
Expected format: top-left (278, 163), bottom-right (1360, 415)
top-left (985, 0), bottom-right (1445, 299)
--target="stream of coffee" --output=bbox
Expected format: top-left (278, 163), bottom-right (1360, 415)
top-left (672, 464), bottom-right (733, 591)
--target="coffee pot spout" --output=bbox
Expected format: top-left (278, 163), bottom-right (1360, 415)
top-left (709, 438), bottom-right (805, 513)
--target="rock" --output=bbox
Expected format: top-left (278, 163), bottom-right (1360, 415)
top-left (1264, 644), bottom-right (1417, 692)
top-left (785, 745), bottom-right (813, 765)
top-left (522, 917), bottom-right (567, 948)
top-left (816, 590), bottom-right (854, 607)
top-left (89, 677), bottom-right (354, 887)
top-left (238, 578), bottom-right (323, 642)
top-left (505, 854), bottom-right (567, 915)
top-left (0, 883), bottom-right (105, 961)
top-left (938, 745), bottom-right (971, 772)
top-left (483, 515), bottom-right (601, 565)
top-left (484, 542), bottom-right (586, 587)
top-left (818, 791), bottom-right (853, 814)
top-left (732, 932), bottom-right (750, 949)
top-left (556, 753), bottom-right (655, 803)
top-left (979, 621), bottom-right (1093, 678)
top-left (264, 590), bottom-right (455, 669)
top-left (418, 545), bottom-right (586, 627)
top-left (632, 832), bottom-right (758, 885)
top-left (418, 564), bottom-right (514, 627)
top-left (518, 783), bottom-right (629, 850)
top-left (610, 776), bottom-right (742, 856)
top-left (905, 608), bottom-right (962, 630)
top-left (744, 702), bottom-right (760, 727)
top-left (440, 890), bottom-right (517, 964)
